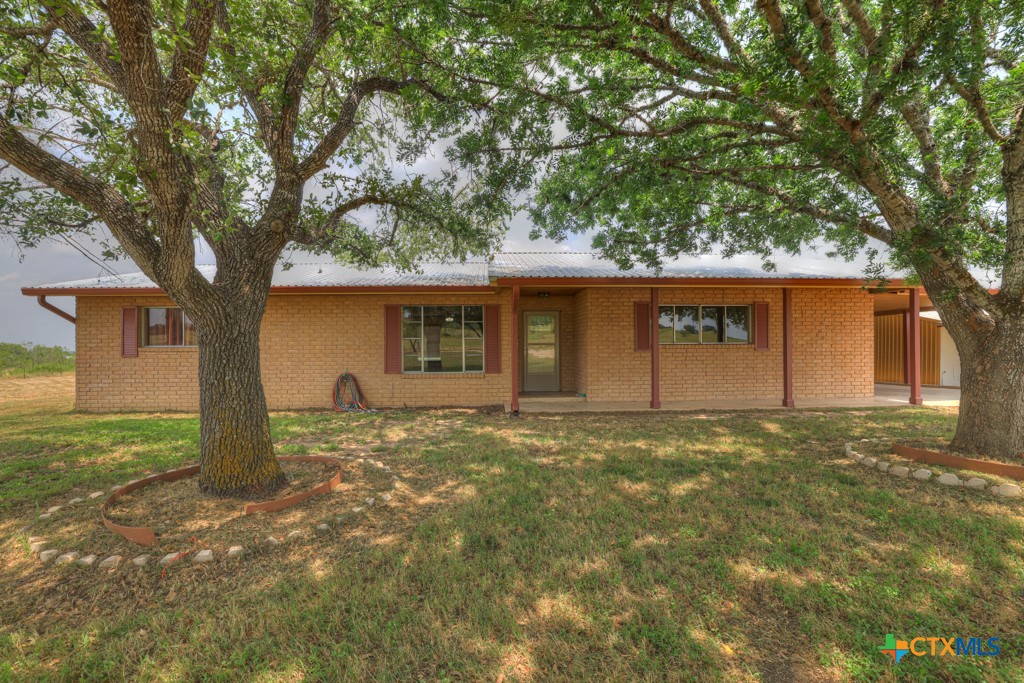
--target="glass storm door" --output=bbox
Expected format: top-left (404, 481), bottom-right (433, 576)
top-left (523, 312), bottom-right (559, 392)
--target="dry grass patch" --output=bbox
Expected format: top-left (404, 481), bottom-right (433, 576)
top-left (1, 377), bottom-right (1022, 681)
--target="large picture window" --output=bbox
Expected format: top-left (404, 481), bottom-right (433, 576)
top-left (658, 305), bottom-right (751, 344)
top-left (401, 305), bottom-right (484, 373)
top-left (142, 307), bottom-right (196, 347)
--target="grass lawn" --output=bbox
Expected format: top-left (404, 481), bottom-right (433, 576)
top-left (1, 374), bottom-right (1022, 681)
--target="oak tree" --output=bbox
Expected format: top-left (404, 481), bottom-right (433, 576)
top-left (0, 0), bottom-right (512, 495)
top-left (470, 0), bottom-right (1024, 456)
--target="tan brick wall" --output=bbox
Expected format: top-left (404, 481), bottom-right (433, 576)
top-left (792, 287), bottom-right (875, 398)
top-left (76, 293), bottom-right (512, 411)
top-left (573, 289), bottom-right (589, 396)
top-left (577, 288), bottom-right (652, 401)
top-left (73, 285), bottom-right (874, 411)
top-left (657, 287), bottom-right (784, 401)
top-left (75, 295), bottom-right (200, 412)
top-left (572, 286), bottom-right (874, 403)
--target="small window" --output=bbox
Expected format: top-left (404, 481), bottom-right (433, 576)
top-left (401, 305), bottom-right (484, 373)
top-left (142, 308), bottom-right (196, 347)
top-left (658, 305), bottom-right (751, 345)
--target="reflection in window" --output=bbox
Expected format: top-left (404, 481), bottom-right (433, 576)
top-left (657, 305), bottom-right (751, 345)
top-left (401, 306), bottom-right (484, 373)
top-left (701, 306), bottom-right (724, 343)
top-left (725, 306), bottom-right (751, 343)
top-left (143, 308), bottom-right (196, 346)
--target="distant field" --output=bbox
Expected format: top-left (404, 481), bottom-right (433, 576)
top-left (0, 342), bottom-right (74, 377)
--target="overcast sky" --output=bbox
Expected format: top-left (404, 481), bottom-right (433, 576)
top-left (0, 208), bottom-right (890, 349)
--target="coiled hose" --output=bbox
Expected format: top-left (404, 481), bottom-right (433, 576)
top-left (333, 373), bottom-right (371, 412)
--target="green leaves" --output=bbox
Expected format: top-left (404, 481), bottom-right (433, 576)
top-left (458, 0), bottom-right (1022, 281)
top-left (0, 0), bottom-right (520, 272)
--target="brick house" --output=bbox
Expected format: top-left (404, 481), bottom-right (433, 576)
top-left (24, 252), bottom-right (930, 412)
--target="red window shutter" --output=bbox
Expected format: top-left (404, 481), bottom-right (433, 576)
top-left (754, 302), bottom-right (769, 350)
top-left (484, 304), bottom-right (501, 374)
top-left (384, 305), bottom-right (402, 374)
top-left (634, 301), bottom-right (651, 351)
top-left (122, 307), bottom-right (138, 357)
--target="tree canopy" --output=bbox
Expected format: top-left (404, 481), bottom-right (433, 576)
top-left (0, 0), bottom-right (521, 278)
top-left (0, 0), bottom-right (534, 495)
top-left (465, 0), bottom-right (1023, 310)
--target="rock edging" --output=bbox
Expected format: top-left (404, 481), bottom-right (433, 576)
top-left (28, 455), bottom-right (404, 571)
top-left (845, 440), bottom-right (1023, 499)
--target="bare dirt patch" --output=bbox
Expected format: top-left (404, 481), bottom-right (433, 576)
top-left (108, 460), bottom-right (340, 538)
top-left (25, 457), bottom-right (397, 560)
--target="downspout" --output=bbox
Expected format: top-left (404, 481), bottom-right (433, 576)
top-left (36, 295), bottom-right (76, 324)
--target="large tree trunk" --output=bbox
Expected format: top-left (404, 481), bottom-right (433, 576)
top-left (195, 304), bottom-right (286, 497)
top-left (948, 318), bottom-right (1024, 457)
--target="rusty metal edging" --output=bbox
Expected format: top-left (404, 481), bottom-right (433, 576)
top-left (893, 445), bottom-right (1024, 481)
top-left (102, 456), bottom-right (344, 546)
top-left (101, 465), bottom-right (200, 546)
top-left (243, 456), bottom-right (344, 514)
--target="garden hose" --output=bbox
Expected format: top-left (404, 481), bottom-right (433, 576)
top-left (333, 373), bottom-right (372, 412)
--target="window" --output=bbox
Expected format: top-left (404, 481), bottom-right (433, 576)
top-left (401, 305), bottom-right (484, 373)
top-left (658, 305), bottom-right (751, 344)
top-left (142, 308), bottom-right (196, 347)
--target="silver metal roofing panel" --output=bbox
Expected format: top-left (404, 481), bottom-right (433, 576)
top-left (29, 261), bottom-right (490, 290)
top-left (489, 252), bottom-right (860, 280)
top-left (27, 252), bottom-right (862, 291)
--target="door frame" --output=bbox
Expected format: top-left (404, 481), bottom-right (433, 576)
top-left (522, 310), bottom-right (560, 392)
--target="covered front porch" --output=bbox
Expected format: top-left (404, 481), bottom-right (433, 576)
top-left (506, 281), bottom-right (935, 414)
top-left (506, 383), bottom-right (961, 413)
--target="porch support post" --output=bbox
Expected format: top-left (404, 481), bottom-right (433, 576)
top-left (650, 287), bottom-right (661, 409)
top-left (510, 285), bottom-right (520, 414)
top-left (902, 310), bottom-right (910, 384)
top-left (908, 287), bottom-right (923, 405)
top-left (782, 288), bottom-right (794, 407)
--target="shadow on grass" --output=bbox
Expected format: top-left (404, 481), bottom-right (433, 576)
top-left (2, 406), bottom-right (1022, 681)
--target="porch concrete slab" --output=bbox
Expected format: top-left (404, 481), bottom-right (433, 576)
top-left (872, 383), bottom-right (961, 407)
top-left (507, 384), bottom-right (960, 413)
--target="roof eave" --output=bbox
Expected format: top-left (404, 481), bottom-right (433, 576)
top-left (494, 276), bottom-right (905, 288)
top-left (22, 277), bottom-right (914, 296)
top-left (21, 284), bottom-right (497, 296)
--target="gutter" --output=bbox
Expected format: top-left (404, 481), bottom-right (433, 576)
top-left (35, 295), bottom-right (76, 324)
top-left (492, 276), bottom-right (903, 288)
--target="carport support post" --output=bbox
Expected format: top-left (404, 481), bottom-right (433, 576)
top-left (510, 285), bottom-right (520, 414)
top-left (908, 288), bottom-right (923, 405)
top-left (782, 288), bottom-right (794, 407)
top-left (650, 287), bottom-right (661, 409)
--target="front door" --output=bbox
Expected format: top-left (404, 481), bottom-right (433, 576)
top-left (523, 312), bottom-right (559, 392)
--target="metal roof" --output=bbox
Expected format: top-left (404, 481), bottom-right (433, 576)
top-left (24, 261), bottom-right (491, 292)
top-left (490, 252), bottom-right (856, 280)
top-left (22, 252), bottom-right (869, 294)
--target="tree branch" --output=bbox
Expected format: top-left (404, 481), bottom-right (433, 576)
top-left (276, 0), bottom-right (338, 167)
top-left (949, 74), bottom-right (1006, 143)
top-left (43, 4), bottom-right (126, 92)
top-left (900, 98), bottom-right (952, 197)
top-left (166, 0), bottom-right (217, 121)
top-left (297, 77), bottom-right (410, 179)
top-left (757, 0), bottom-right (858, 135)
top-left (0, 116), bottom-right (161, 271)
